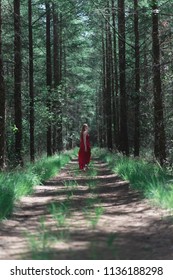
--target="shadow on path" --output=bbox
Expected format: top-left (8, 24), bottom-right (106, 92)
top-left (0, 158), bottom-right (173, 259)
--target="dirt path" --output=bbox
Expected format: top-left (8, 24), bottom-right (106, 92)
top-left (0, 158), bottom-right (173, 260)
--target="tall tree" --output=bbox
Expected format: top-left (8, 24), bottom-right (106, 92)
top-left (52, 3), bottom-right (58, 153)
top-left (46, 2), bottom-right (52, 156)
top-left (134, 0), bottom-right (140, 156)
top-left (0, 0), bottom-right (6, 169)
top-left (57, 13), bottom-right (63, 151)
top-left (101, 23), bottom-right (107, 147)
top-left (111, 0), bottom-right (119, 149)
top-left (14, 0), bottom-right (23, 165)
top-left (28, 0), bottom-right (35, 162)
top-left (52, 4), bottom-right (63, 152)
top-left (152, 0), bottom-right (166, 165)
top-left (1, 0), bottom-right (171, 165)
top-left (105, 1), bottom-right (113, 150)
top-left (118, 0), bottom-right (129, 155)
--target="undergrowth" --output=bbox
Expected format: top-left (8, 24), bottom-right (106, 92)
top-left (0, 149), bottom-right (77, 220)
top-left (94, 148), bottom-right (173, 210)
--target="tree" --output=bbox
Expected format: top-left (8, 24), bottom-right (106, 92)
top-left (133, 0), bottom-right (140, 156)
top-left (118, 0), bottom-right (129, 155)
top-left (0, 0), bottom-right (6, 169)
top-left (14, 0), bottom-right (23, 165)
top-left (111, 0), bottom-right (119, 149)
top-left (105, 0), bottom-right (113, 150)
top-left (28, 0), bottom-right (35, 162)
top-left (0, 0), bottom-right (171, 166)
top-left (152, 0), bottom-right (166, 165)
top-left (52, 3), bottom-right (59, 153)
top-left (46, 2), bottom-right (52, 156)
top-left (101, 22), bottom-right (107, 147)
top-left (53, 4), bottom-right (63, 152)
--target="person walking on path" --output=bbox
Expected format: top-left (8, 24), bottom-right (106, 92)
top-left (78, 123), bottom-right (91, 170)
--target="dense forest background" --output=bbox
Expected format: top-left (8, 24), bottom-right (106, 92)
top-left (0, 0), bottom-right (172, 168)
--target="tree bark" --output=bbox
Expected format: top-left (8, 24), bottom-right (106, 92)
top-left (14, 0), bottom-right (23, 165)
top-left (118, 0), bottom-right (129, 155)
top-left (52, 3), bottom-right (59, 153)
top-left (46, 2), bottom-right (52, 156)
top-left (101, 23), bottom-right (107, 147)
top-left (152, 0), bottom-right (166, 165)
top-left (28, 0), bottom-right (35, 162)
top-left (134, 0), bottom-right (140, 157)
top-left (0, 0), bottom-right (6, 169)
top-left (105, 1), bottom-right (112, 150)
top-left (52, 6), bottom-right (63, 152)
top-left (111, 0), bottom-right (119, 149)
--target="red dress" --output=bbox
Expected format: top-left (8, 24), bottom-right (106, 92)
top-left (78, 133), bottom-right (91, 169)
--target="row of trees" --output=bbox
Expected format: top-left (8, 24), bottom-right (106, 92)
top-left (95, 0), bottom-right (172, 165)
top-left (0, 0), bottom-right (97, 169)
top-left (0, 0), bottom-right (172, 169)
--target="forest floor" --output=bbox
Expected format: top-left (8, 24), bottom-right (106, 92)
top-left (0, 157), bottom-right (173, 260)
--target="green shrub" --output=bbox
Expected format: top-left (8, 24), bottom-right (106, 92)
top-left (95, 148), bottom-right (173, 209)
top-left (0, 150), bottom-right (74, 220)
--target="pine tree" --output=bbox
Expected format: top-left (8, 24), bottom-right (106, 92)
top-left (0, 0), bottom-right (6, 169)
top-left (152, 0), bottom-right (166, 165)
top-left (14, 0), bottom-right (23, 165)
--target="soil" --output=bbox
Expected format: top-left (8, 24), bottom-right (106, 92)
top-left (0, 157), bottom-right (173, 260)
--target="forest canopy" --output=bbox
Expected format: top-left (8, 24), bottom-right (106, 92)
top-left (0, 0), bottom-right (173, 168)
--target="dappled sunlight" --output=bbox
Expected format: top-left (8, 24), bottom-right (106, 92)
top-left (0, 158), bottom-right (173, 260)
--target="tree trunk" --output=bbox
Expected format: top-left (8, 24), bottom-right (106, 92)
top-left (52, 3), bottom-right (59, 153)
top-left (152, 0), bottom-right (166, 165)
top-left (134, 0), bottom-right (140, 157)
top-left (0, 0), bottom-right (6, 169)
top-left (101, 23), bottom-right (107, 147)
top-left (111, 0), bottom-right (119, 149)
top-left (14, 0), bottom-right (23, 165)
top-left (105, 1), bottom-right (112, 150)
top-left (52, 6), bottom-right (63, 152)
top-left (118, 0), bottom-right (129, 155)
top-left (28, 0), bottom-right (35, 162)
top-left (56, 12), bottom-right (63, 152)
top-left (46, 2), bottom-right (52, 156)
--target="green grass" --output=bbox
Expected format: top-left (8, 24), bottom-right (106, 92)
top-left (63, 180), bottom-right (78, 189)
top-left (30, 153), bottom-right (71, 182)
top-left (89, 206), bottom-right (104, 229)
top-left (0, 150), bottom-right (75, 220)
top-left (0, 171), bottom-right (39, 220)
top-left (95, 148), bottom-right (173, 209)
top-left (49, 200), bottom-right (71, 227)
top-left (83, 195), bottom-right (104, 229)
top-left (27, 216), bottom-right (67, 260)
top-left (27, 216), bottom-right (53, 260)
top-left (86, 163), bottom-right (98, 177)
top-left (27, 204), bottom-right (71, 259)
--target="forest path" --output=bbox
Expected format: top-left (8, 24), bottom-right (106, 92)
top-left (0, 158), bottom-right (173, 260)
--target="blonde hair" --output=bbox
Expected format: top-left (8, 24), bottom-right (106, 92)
top-left (81, 123), bottom-right (88, 136)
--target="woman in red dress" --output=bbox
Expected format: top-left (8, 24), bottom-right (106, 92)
top-left (78, 123), bottom-right (91, 170)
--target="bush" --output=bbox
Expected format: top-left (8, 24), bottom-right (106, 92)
top-left (0, 150), bottom-right (75, 220)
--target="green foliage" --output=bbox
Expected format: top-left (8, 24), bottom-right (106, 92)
top-left (96, 148), bottom-right (173, 209)
top-left (49, 201), bottom-right (71, 227)
top-left (30, 154), bottom-right (69, 182)
top-left (63, 180), bottom-right (78, 190)
top-left (0, 151), bottom-right (73, 220)
top-left (0, 179), bottom-right (14, 220)
top-left (27, 216), bottom-right (54, 260)
top-left (90, 206), bottom-right (104, 229)
top-left (2, 0), bottom-right (173, 167)
top-left (83, 194), bottom-right (103, 229)
top-left (83, 204), bottom-right (104, 229)
top-left (0, 170), bottom-right (39, 220)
